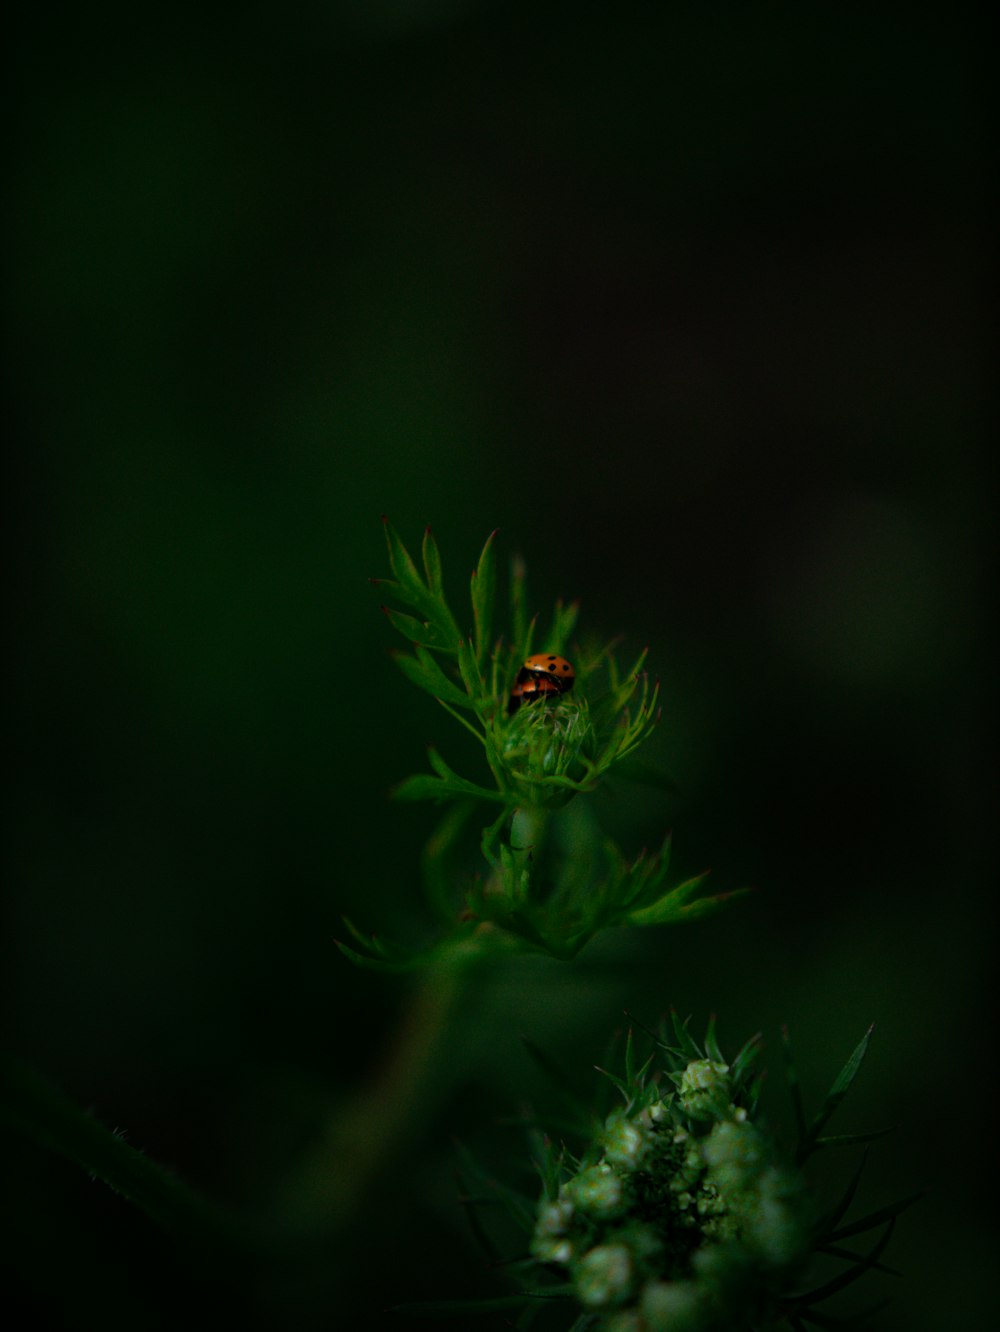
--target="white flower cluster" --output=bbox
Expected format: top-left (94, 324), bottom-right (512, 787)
top-left (530, 1058), bottom-right (812, 1331)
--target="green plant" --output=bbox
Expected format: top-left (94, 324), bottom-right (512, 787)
top-left (397, 1018), bottom-right (917, 1330)
top-left (338, 521), bottom-right (742, 969)
top-left (1, 523), bottom-right (914, 1330)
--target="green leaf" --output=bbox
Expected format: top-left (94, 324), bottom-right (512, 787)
top-left (421, 525), bottom-right (444, 597)
top-left (667, 1011), bottom-right (703, 1063)
top-left (730, 1031), bottom-right (764, 1092)
top-left (826, 1190), bottom-right (924, 1243)
top-left (456, 638), bottom-right (486, 701)
top-left (593, 1064), bottom-right (631, 1104)
top-left (704, 1015), bottom-right (725, 1066)
top-left (802, 1026), bottom-right (875, 1154)
top-left (471, 529), bottom-right (498, 672)
top-left (390, 648), bottom-right (472, 708)
top-left (381, 519), bottom-right (460, 649)
top-left (543, 598), bottom-right (580, 655)
top-left (816, 1243), bottom-right (901, 1277)
top-left (672, 888), bottom-right (750, 921)
top-left (821, 1149), bottom-right (869, 1236)
top-left (393, 748), bottom-right (504, 805)
top-left (335, 925), bottom-right (477, 973)
top-left (383, 515), bottom-right (425, 592)
top-left (790, 1219), bottom-right (897, 1307)
top-left (382, 606), bottom-right (454, 651)
top-left (394, 773), bottom-right (504, 805)
top-left (509, 553), bottom-right (528, 654)
top-left (626, 873), bottom-right (722, 926)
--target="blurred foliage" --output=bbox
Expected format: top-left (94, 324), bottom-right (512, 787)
top-left (4, 3), bottom-right (989, 1330)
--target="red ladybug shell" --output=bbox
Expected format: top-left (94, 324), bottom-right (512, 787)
top-left (519, 653), bottom-right (576, 687)
top-left (508, 654), bottom-right (575, 714)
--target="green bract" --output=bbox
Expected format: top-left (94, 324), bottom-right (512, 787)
top-left (338, 523), bottom-right (744, 969)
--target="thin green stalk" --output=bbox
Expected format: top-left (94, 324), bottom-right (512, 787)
top-left (274, 960), bottom-right (470, 1232)
top-left (1, 1051), bottom-right (266, 1254)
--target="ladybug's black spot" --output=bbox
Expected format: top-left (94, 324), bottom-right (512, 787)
top-left (548, 655), bottom-right (556, 660)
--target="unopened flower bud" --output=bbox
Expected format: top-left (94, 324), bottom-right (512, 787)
top-left (569, 1163), bottom-right (627, 1217)
top-left (678, 1059), bottom-right (732, 1121)
top-left (604, 1111), bottom-right (648, 1170)
top-left (574, 1243), bottom-right (633, 1308)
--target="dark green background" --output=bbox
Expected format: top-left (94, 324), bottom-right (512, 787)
top-left (6, 4), bottom-right (990, 1329)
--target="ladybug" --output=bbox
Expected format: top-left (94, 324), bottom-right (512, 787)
top-left (508, 653), bottom-right (576, 714)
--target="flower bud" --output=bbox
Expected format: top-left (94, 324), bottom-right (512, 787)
top-left (535, 1197), bottom-right (574, 1235)
top-left (603, 1110), bottom-right (648, 1170)
top-left (678, 1059), bottom-right (732, 1121)
top-left (568, 1163), bottom-right (627, 1218)
top-left (703, 1119), bottom-right (765, 1195)
top-left (574, 1242), bottom-right (634, 1308)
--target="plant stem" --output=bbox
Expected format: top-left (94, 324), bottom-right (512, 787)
top-left (0, 1051), bottom-right (266, 1254)
top-left (275, 960), bottom-right (470, 1233)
